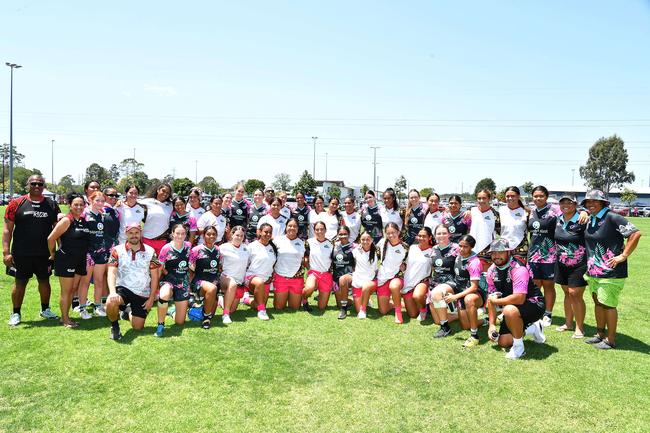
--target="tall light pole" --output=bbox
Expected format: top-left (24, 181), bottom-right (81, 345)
top-left (51, 139), bottom-right (55, 192)
top-left (6, 62), bottom-right (22, 197)
top-left (311, 137), bottom-right (318, 179)
top-left (195, 160), bottom-right (198, 183)
top-left (571, 169), bottom-right (575, 187)
top-left (1, 143), bottom-right (6, 200)
top-left (325, 152), bottom-right (328, 181)
top-left (370, 146), bottom-right (380, 192)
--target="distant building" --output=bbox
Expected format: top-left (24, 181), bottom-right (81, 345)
top-left (545, 185), bottom-right (650, 206)
top-left (315, 180), bottom-right (362, 201)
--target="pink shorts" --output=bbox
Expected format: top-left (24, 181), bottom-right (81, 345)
top-left (235, 285), bottom-right (247, 299)
top-left (352, 279), bottom-right (378, 298)
top-left (143, 238), bottom-right (167, 256)
top-left (274, 273), bottom-right (304, 295)
top-left (307, 270), bottom-right (333, 293)
top-left (376, 278), bottom-right (403, 297)
top-left (402, 290), bottom-right (414, 299)
top-left (244, 274), bottom-right (271, 296)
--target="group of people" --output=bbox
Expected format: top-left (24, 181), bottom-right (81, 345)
top-left (4, 175), bottom-right (641, 359)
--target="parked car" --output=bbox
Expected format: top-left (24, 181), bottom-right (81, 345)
top-left (640, 207), bottom-right (650, 217)
top-left (611, 206), bottom-right (630, 217)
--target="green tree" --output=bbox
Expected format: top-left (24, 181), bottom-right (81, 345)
top-left (328, 185), bottom-right (341, 199)
top-left (521, 181), bottom-right (534, 196)
top-left (272, 173), bottom-right (292, 192)
top-left (118, 158), bottom-right (144, 178)
top-left (420, 187), bottom-right (434, 198)
top-left (292, 171), bottom-right (316, 197)
top-left (579, 135), bottom-right (635, 197)
top-left (84, 162), bottom-right (113, 186)
top-left (172, 177), bottom-right (194, 198)
top-left (620, 188), bottom-right (637, 206)
top-left (394, 175), bottom-right (408, 201)
top-left (109, 164), bottom-right (121, 183)
top-left (361, 184), bottom-right (370, 195)
top-left (0, 143), bottom-right (26, 167)
top-left (14, 167), bottom-right (43, 194)
top-left (57, 175), bottom-right (77, 195)
top-left (474, 178), bottom-right (497, 196)
top-left (198, 176), bottom-right (220, 195)
top-left (244, 179), bottom-right (266, 195)
top-left (162, 174), bottom-right (175, 185)
top-left (496, 188), bottom-right (508, 202)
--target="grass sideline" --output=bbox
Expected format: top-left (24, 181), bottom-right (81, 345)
top-left (0, 209), bottom-right (648, 433)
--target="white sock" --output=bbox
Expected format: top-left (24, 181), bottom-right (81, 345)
top-left (513, 337), bottom-right (524, 348)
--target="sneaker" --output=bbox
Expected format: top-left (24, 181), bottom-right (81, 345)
top-left (79, 308), bottom-right (92, 320)
top-left (585, 335), bottom-right (604, 345)
top-left (357, 310), bottom-right (367, 319)
top-left (505, 344), bottom-right (525, 360)
top-left (257, 310), bottom-right (270, 321)
top-left (120, 306), bottom-right (131, 321)
top-left (302, 302), bottom-right (313, 312)
top-left (338, 308), bottom-right (347, 320)
top-left (94, 305), bottom-right (107, 317)
top-left (222, 314), bottom-right (232, 324)
top-left (463, 336), bottom-right (480, 348)
top-left (110, 327), bottom-right (122, 341)
top-left (8, 313), bottom-right (21, 326)
top-left (155, 324), bottom-right (165, 337)
top-left (40, 308), bottom-right (59, 319)
top-left (417, 311), bottom-right (427, 322)
top-left (529, 320), bottom-right (546, 344)
top-left (541, 314), bottom-right (552, 328)
top-left (433, 326), bottom-right (451, 338)
top-left (595, 339), bottom-right (615, 350)
top-left (72, 305), bottom-right (82, 313)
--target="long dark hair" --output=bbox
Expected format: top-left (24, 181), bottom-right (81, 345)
top-left (147, 182), bottom-right (173, 203)
top-left (383, 188), bottom-right (399, 211)
top-left (505, 185), bottom-right (527, 213)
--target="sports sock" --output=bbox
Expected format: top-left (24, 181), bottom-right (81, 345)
top-left (111, 320), bottom-right (119, 330)
top-left (71, 297), bottom-right (80, 309)
top-left (158, 322), bottom-right (164, 326)
top-left (257, 304), bottom-right (266, 312)
top-left (544, 311), bottom-right (552, 317)
top-left (340, 300), bottom-right (348, 308)
top-left (394, 307), bottom-right (403, 321)
top-left (471, 328), bottom-right (478, 338)
top-left (440, 320), bottom-right (450, 330)
top-left (41, 303), bottom-right (49, 311)
top-left (13, 307), bottom-right (21, 315)
top-left (513, 337), bottom-right (524, 348)
top-left (223, 308), bottom-right (230, 315)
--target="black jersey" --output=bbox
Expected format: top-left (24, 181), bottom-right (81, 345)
top-left (332, 242), bottom-right (355, 280)
top-left (528, 205), bottom-right (559, 264)
top-left (584, 209), bottom-right (639, 279)
top-left (443, 211), bottom-right (470, 243)
top-left (159, 242), bottom-right (192, 286)
top-left (487, 260), bottom-right (543, 304)
top-left (102, 206), bottom-right (120, 248)
top-left (83, 210), bottom-right (106, 253)
top-left (246, 204), bottom-right (268, 241)
top-left (292, 206), bottom-right (311, 240)
top-left (189, 244), bottom-right (221, 283)
top-left (360, 205), bottom-right (383, 243)
top-left (6, 195), bottom-right (60, 256)
top-left (405, 205), bottom-right (426, 245)
top-left (229, 199), bottom-right (250, 229)
top-left (554, 214), bottom-right (587, 267)
top-left (431, 243), bottom-right (460, 285)
top-left (59, 215), bottom-right (90, 256)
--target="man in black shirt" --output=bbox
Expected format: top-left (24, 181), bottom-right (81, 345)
top-left (3, 175), bottom-right (61, 326)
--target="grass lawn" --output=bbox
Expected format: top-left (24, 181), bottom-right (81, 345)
top-left (0, 210), bottom-right (648, 433)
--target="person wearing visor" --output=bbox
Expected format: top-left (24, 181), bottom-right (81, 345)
top-left (581, 190), bottom-right (641, 350)
top-left (485, 238), bottom-right (547, 360)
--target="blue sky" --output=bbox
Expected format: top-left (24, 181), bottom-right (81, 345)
top-left (2, 0), bottom-right (649, 193)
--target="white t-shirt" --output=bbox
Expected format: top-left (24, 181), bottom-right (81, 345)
top-left (307, 237), bottom-right (333, 273)
top-left (308, 209), bottom-right (324, 238)
top-left (424, 210), bottom-right (445, 233)
top-left (469, 206), bottom-right (497, 254)
top-left (274, 235), bottom-right (305, 277)
top-left (186, 204), bottom-right (206, 222)
top-left (351, 246), bottom-right (379, 288)
top-left (246, 240), bottom-right (277, 281)
top-left (140, 198), bottom-right (173, 239)
top-left (341, 211), bottom-right (361, 242)
top-left (219, 242), bottom-right (249, 285)
top-left (280, 206), bottom-right (292, 221)
top-left (197, 211), bottom-right (228, 243)
top-left (499, 206), bottom-right (527, 248)
top-left (380, 206), bottom-right (403, 229)
top-left (320, 212), bottom-right (340, 240)
top-left (116, 202), bottom-right (145, 244)
top-left (376, 239), bottom-right (408, 285)
top-left (402, 244), bottom-right (433, 293)
top-left (257, 214), bottom-right (287, 239)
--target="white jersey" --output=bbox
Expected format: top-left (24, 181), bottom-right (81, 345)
top-left (469, 206), bottom-right (497, 254)
top-left (380, 206), bottom-right (403, 229)
top-left (116, 202), bottom-right (145, 244)
top-left (351, 246), bottom-right (379, 288)
top-left (280, 206), bottom-right (292, 221)
top-left (320, 212), bottom-right (340, 240)
top-left (257, 214), bottom-right (287, 238)
top-left (376, 239), bottom-right (408, 285)
top-left (423, 210), bottom-right (445, 233)
top-left (246, 240), bottom-right (277, 281)
top-left (140, 198), bottom-right (173, 239)
top-left (499, 206), bottom-right (527, 248)
top-left (274, 235), bottom-right (305, 277)
top-left (341, 211), bottom-right (361, 242)
top-left (308, 209), bottom-right (324, 238)
top-left (402, 244), bottom-right (433, 294)
top-left (187, 204), bottom-right (206, 222)
top-left (197, 211), bottom-right (228, 243)
top-left (219, 242), bottom-right (250, 285)
top-left (307, 237), bottom-right (333, 273)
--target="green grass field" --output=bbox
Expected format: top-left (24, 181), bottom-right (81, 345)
top-left (0, 212), bottom-right (648, 433)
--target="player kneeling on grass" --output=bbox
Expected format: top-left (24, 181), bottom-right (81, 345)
top-left (188, 225), bottom-right (221, 329)
top-left (105, 223), bottom-right (159, 341)
top-left (485, 238), bottom-right (547, 360)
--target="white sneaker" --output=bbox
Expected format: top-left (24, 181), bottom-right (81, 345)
top-left (222, 314), bottom-right (232, 324)
top-left (417, 311), bottom-right (427, 322)
top-left (257, 310), bottom-right (270, 321)
top-left (541, 315), bottom-right (552, 328)
top-left (40, 308), bottom-right (59, 319)
top-left (357, 310), bottom-right (367, 319)
top-left (79, 308), bottom-right (92, 320)
top-left (527, 320), bottom-right (546, 344)
top-left (94, 305), bottom-right (107, 317)
top-left (505, 344), bottom-right (525, 360)
top-left (72, 306), bottom-right (82, 313)
top-left (8, 313), bottom-right (21, 326)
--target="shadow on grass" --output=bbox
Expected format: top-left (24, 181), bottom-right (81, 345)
top-left (557, 316), bottom-right (650, 355)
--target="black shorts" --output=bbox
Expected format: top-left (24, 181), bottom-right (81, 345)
top-left (555, 262), bottom-right (587, 287)
top-left (54, 251), bottom-right (87, 278)
top-left (529, 262), bottom-right (555, 280)
top-left (116, 286), bottom-right (150, 319)
top-left (499, 301), bottom-right (545, 335)
top-left (12, 255), bottom-right (52, 281)
top-left (456, 288), bottom-right (486, 310)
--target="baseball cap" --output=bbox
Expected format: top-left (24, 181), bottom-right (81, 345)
top-left (559, 195), bottom-right (577, 203)
top-left (125, 222), bottom-right (142, 233)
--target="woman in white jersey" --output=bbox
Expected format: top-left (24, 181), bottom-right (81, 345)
top-left (140, 182), bottom-right (173, 255)
top-left (273, 219), bottom-right (306, 310)
top-left (341, 195), bottom-right (361, 242)
top-left (220, 226), bottom-right (250, 324)
top-left (467, 189), bottom-right (501, 271)
top-left (244, 223), bottom-right (277, 320)
top-left (402, 227), bottom-right (434, 320)
top-left (116, 184), bottom-right (145, 245)
top-left (499, 186), bottom-right (529, 261)
top-left (423, 193), bottom-right (445, 234)
top-left (302, 221), bottom-right (339, 311)
top-left (197, 196), bottom-right (228, 244)
top-left (186, 187), bottom-right (206, 222)
top-left (321, 197), bottom-right (342, 241)
top-left (257, 197), bottom-right (288, 239)
top-left (380, 188), bottom-right (403, 230)
top-left (309, 196), bottom-right (326, 238)
top-left (352, 231), bottom-right (379, 319)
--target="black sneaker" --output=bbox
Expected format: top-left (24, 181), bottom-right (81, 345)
top-left (110, 326), bottom-right (122, 341)
top-left (433, 325), bottom-right (452, 338)
top-left (302, 302), bottom-right (313, 312)
top-left (338, 307), bottom-right (347, 320)
top-left (120, 306), bottom-right (131, 321)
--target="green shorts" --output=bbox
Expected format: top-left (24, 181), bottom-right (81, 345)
top-left (585, 276), bottom-right (625, 308)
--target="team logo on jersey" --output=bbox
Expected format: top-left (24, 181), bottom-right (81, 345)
top-left (454, 268), bottom-right (459, 275)
top-left (365, 215), bottom-right (372, 221)
top-left (410, 217), bottom-right (418, 224)
top-left (395, 249), bottom-right (402, 254)
top-left (336, 253), bottom-right (344, 261)
top-left (252, 215), bottom-right (259, 222)
top-left (210, 259), bottom-right (218, 268)
top-left (179, 260), bottom-right (187, 269)
top-left (449, 226), bottom-right (456, 233)
top-left (532, 221), bottom-right (541, 230)
top-left (323, 244), bottom-right (330, 249)
top-left (515, 212), bottom-right (521, 217)
top-left (484, 215), bottom-right (491, 221)
top-left (298, 215), bottom-right (304, 221)
top-left (97, 222), bottom-right (104, 230)
top-left (236, 209), bottom-right (243, 215)
top-left (435, 258), bottom-right (443, 266)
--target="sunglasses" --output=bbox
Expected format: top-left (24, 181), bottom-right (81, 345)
top-left (106, 194), bottom-right (118, 198)
top-left (30, 182), bottom-right (44, 187)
